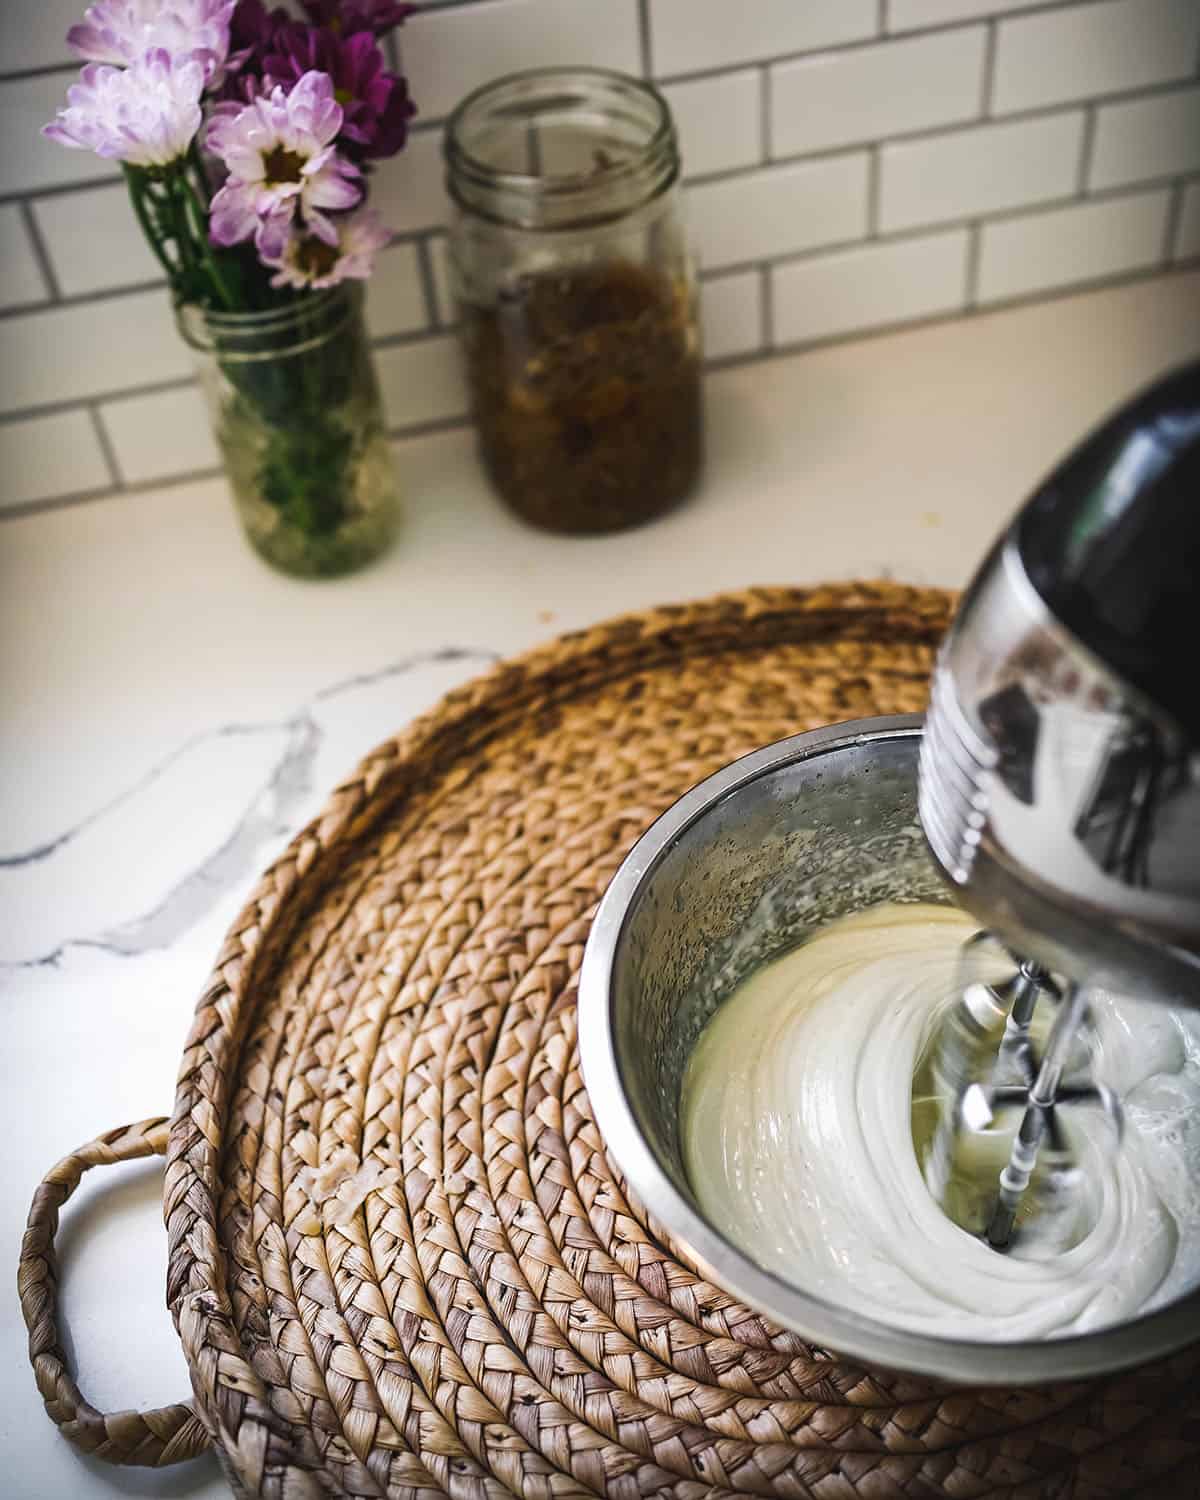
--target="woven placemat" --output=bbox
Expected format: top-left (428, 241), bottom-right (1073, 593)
top-left (23, 584), bottom-right (1200, 1499)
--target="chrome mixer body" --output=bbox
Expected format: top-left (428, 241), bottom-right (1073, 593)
top-left (919, 358), bottom-right (1200, 1246)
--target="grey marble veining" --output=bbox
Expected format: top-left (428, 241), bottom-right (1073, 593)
top-left (0, 647), bottom-right (497, 972)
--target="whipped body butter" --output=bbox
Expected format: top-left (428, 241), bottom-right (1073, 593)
top-left (681, 903), bottom-right (1200, 1341)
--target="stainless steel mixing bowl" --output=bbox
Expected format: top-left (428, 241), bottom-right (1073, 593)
top-left (577, 715), bottom-right (1200, 1384)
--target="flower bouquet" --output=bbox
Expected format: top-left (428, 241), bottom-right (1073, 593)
top-left (46, 0), bottom-right (416, 576)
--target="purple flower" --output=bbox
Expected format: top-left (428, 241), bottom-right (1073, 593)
top-left (44, 48), bottom-right (205, 165)
top-left (221, 0), bottom-right (289, 94)
top-left (299, 0), bottom-right (413, 37)
top-left (263, 206), bottom-right (391, 288)
top-left (264, 23), bottom-right (414, 159)
top-left (206, 70), bottom-right (362, 257)
top-left (67, 0), bottom-right (236, 85)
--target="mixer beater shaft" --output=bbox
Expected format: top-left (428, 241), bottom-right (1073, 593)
top-left (985, 982), bottom-right (1087, 1249)
top-left (924, 941), bottom-right (1123, 1249)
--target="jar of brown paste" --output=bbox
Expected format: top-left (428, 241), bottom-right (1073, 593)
top-left (445, 68), bottom-right (703, 534)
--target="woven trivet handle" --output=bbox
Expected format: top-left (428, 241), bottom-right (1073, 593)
top-left (19, 1116), bottom-right (211, 1468)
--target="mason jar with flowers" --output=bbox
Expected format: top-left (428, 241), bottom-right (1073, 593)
top-left (45, 0), bottom-right (416, 577)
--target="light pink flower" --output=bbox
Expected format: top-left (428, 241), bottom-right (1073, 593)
top-left (206, 71), bottom-right (361, 257)
top-left (43, 49), bottom-right (204, 166)
top-left (264, 208), bottom-right (391, 289)
top-left (67, 0), bottom-right (236, 86)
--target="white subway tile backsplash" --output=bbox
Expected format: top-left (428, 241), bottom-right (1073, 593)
top-left (1, 0), bottom-right (1192, 520)
top-left (700, 270), bottom-right (762, 359)
top-left (880, 111), bottom-right (1084, 232)
top-left (365, 243), bottom-right (428, 338)
top-left (1176, 183), bottom-right (1200, 262)
top-left (34, 182), bottom-right (162, 296)
top-left (376, 334), bottom-right (468, 428)
top-left (429, 234), bottom-right (457, 324)
top-left (1, 72), bottom-right (119, 197)
top-left (688, 154), bottom-right (869, 270)
top-left (887, 0), bottom-right (1045, 31)
top-left (772, 228), bottom-right (968, 345)
top-left (0, 206), bottom-right (49, 309)
top-left (664, 71), bottom-right (761, 180)
top-left (771, 28), bottom-right (985, 159)
top-left (369, 131), bottom-right (448, 237)
top-left (993, 0), bottom-right (1200, 117)
top-left (651, 0), bottom-right (875, 78)
top-left (977, 188), bottom-right (1171, 303)
top-left (99, 385), bottom-right (218, 485)
top-left (0, 1), bottom-right (80, 74)
top-left (0, 288), bottom-right (188, 414)
top-left (401, 0), bottom-right (640, 121)
top-left (0, 410), bottom-right (110, 510)
top-left (1089, 86), bottom-right (1200, 190)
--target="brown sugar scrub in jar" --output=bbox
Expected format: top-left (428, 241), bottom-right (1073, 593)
top-left (445, 69), bottom-right (703, 534)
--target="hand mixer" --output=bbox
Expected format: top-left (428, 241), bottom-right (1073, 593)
top-left (918, 357), bottom-right (1200, 1248)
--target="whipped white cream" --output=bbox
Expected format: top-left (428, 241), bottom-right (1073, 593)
top-left (681, 902), bottom-right (1200, 1341)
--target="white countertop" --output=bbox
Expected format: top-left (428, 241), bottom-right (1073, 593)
top-left (3, 270), bottom-right (1198, 1499)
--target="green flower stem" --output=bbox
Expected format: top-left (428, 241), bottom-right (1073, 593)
top-left (123, 165), bottom-right (182, 284)
top-left (178, 169), bottom-right (237, 311)
top-left (163, 172), bottom-right (203, 298)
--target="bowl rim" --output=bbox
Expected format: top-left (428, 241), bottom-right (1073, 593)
top-left (577, 713), bottom-right (1200, 1385)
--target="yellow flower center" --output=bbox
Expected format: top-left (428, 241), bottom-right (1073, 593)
top-left (262, 146), bottom-right (307, 185)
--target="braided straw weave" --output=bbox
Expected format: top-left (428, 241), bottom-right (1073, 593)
top-left (23, 585), bottom-right (1200, 1498)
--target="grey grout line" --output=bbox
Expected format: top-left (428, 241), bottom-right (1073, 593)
top-left (1076, 104), bottom-right (1098, 194)
top-left (878, 0), bottom-right (888, 36)
top-left (0, 60), bottom-right (80, 83)
top-left (866, 147), bottom-right (882, 238)
top-left (686, 143), bottom-right (869, 191)
top-left (415, 236), bottom-right (441, 328)
top-left (650, 0), bottom-right (1099, 87)
top-left (1, 483), bottom-right (123, 521)
top-left (653, 16), bottom-right (985, 87)
top-left (5, 260), bottom-right (1197, 524)
top-left (664, 63), bottom-right (1198, 127)
top-left (980, 20), bottom-right (998, 119)
top-left (760, 65), bottom-right (771, 162)
top-left (680, 83), bottom-right (1160, 192)
top-left (883, 0), bottom-right (1116, 38)
top-left (372, 324), bottom-right (454, 353)
top-left (0, 375), bottom-right (196, 428)
top-left (386, 412), bottom-right (471, 442)
top-left (4, 169), bottom-right (1196, 429)
top-left (964, 222), bottom-right (984, 308)
top-left (1162, 181), bottom-right (1188, 263)
top-left (19, 200), bottom-right (61, 303)
top-left (0, 271), bottom-right (166, 322)
top-left (0, 220), bottom-right (462, 321)
top-left (703, 260), bottom-right (1200, 373)
top-left (759, 263), bottom-right (773, 350)
top-left (0, 172), bottom-right (122, 209)
top-left (87, 404), bottom-right (123, 487)
top-left (4, 45), bottom-right (1194, 210)
top-left (692, 173), bottom-right (1200, 283)
top-left (636, 0), bottom-right (653, 79)
top-left (7, 174), bottom-right (1195, 428)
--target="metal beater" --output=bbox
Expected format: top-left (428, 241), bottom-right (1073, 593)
top-left (918, 358), bottom-right (1200, 1248)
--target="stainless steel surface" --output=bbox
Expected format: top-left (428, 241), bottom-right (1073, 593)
top-left (577, 717), bottom-right (1200, 1384)
top-left (986, 981), bottom-right (1087, 1249)
top-left (922, 943), bottom-right (1122, 1245)
top-left (920, 537), bottom-right (1200, 1006)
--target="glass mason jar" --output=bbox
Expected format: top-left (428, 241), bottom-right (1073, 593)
top-left (178, 285), bottom-right (399, 578)
top-left (445, 68), bottom-right (703, 535)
